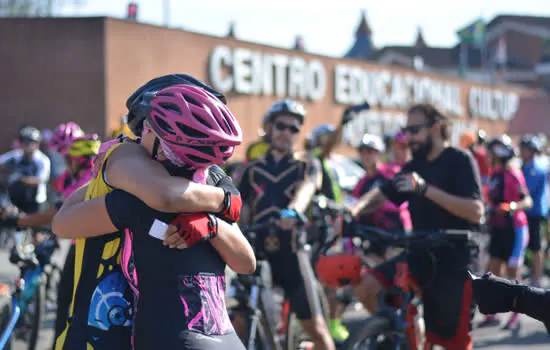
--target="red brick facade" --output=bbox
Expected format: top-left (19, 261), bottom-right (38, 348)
top-left (0, 17), bottom-right (536, 159)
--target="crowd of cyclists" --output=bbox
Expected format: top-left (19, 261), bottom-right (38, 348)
top-left (0, 72), bottom-right (549, 349)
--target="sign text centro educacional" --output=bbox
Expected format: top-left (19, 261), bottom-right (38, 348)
top-left (209, 45), bottom-right (519, 120)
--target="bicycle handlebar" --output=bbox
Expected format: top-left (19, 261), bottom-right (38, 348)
top-left (349, 225), bottom-right (472, 250)
top-left (310, 195), bottom-right (348, 215)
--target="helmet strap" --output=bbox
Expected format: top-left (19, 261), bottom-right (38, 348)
top-left (152, 137), bottom-right (160, 160)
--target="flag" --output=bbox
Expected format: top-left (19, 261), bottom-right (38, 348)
top-left (457, 18), bottom-right (486, 47)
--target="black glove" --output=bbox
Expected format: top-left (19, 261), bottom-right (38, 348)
top-left (340, 212), bottom-right (356, 238)
top-left (0, 207), bottom-right (20, 228)
top-left (342, 103), bottom-right (370, 126)
top-left (472, 272), bottom-right (526, 315)
top-left (393, 172), bottom-right (427, 196)
top-left (215, 176), bottom-right (241, 224)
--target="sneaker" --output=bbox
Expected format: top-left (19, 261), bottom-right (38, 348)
top-left (530, 280), bottom-right (541, 288)
top-left (503, 313), bottom-right (520, 331)
top-left (328, 318), bottom-right (349, 342)
top-left (478, 314), bottom-right (500, 328)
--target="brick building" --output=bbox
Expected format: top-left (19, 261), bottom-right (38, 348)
top-left (0, 17), bottom-right (535, 159)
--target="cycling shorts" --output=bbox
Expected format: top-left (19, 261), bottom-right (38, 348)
top-left (257, 230), bottom-right (321, 320)
top-left (527, 216), bottom-right (545, 252)
top-left (136, 330), bottom-right (244, 350)
top-left (489, 224), bottom-right (529, 267)
top-left (369, 249), bottom-right (475, 350)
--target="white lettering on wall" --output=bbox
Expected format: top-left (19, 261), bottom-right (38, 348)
top-left (209, 45), bottom-right (519, 121)
top-left (333, 64), bottom-right (464, 116)
top-left (468, 87), bottom-right (519, 120)
top-left (208, 46), bottom-right (233, 92)
top-left (208, 45), bottom-right (326, 100)
top-left (342, 111), bottom-right (407, 147)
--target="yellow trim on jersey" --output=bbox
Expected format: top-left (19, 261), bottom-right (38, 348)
top-left (55, 141), bottom-right (125, 350)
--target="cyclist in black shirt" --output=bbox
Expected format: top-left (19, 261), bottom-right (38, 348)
top-left (238, 99), bottom-right (334, 350)
top-left (351, 104), bottom-right (483, 350)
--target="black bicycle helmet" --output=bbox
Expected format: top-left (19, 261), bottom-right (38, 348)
top-left (265, 99), bottom-right (306, 125)
top-left (126, 74), bottom-right (227, 136)
top-left (487, 135), bottom-right (516, 159)
top-left (520, 134), bottom-right (542, 153)
top-left (19, 126), bottom-right (41, 143)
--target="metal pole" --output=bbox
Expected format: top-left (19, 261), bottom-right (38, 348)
top-left (163, 0), bottom-right (170, 27)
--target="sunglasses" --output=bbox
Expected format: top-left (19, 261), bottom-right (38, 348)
top-left (274, 121), bottom-right (300, 134)
top-left (401, 122), bottom-right (433, 135)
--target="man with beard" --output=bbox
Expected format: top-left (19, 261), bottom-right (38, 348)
top-left (238, 99), bottom-right (335, 350)
top-left (350, 104), bottom-right (484, 350)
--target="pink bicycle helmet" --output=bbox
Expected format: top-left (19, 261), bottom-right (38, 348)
top-left (49, 122), bottom-right (85, 155)
top-left (141, 84), bottom-right (243, 168)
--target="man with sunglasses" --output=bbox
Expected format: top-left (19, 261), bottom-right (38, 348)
top-left (238, 99), bottom-right (335, 350)
top-left (0, 126), bottom-right (51, 213)
top-left (350, 103), bottom-right (484, 349)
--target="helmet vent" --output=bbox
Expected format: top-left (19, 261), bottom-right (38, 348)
top-left (175, 121), bottom-right (208, 139)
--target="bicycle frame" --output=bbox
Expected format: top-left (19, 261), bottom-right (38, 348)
top-left (0, 227), bottom-right (45, 349)
top-left (370, 255), bottom-right (420, 349)
top-left (0, 264), bottom-right (42, 348)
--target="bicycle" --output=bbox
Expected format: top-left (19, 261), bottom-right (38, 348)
top-left (286, 195), bottom-right (351, 349)
top-left (230, 217), bottom-right (329, 350)
top-left (333, 225), bottom-right (475, 350)
top-left (0, 226), bottom-right (56, 350)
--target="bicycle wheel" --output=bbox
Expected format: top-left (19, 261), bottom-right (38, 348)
top-left (344, 315), bottom-right (408, 350)
top-left (25, 278), bottom-right (45, 350)
top-left (284, 281), bottom-right (330, 350)
top-left (44, 263), bottom-right (62, 312)
top-left (0, 293), bottom-right (13, 350)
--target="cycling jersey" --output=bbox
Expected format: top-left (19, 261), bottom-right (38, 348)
top-left (352, 163), bottom-right (411, 233)
top-left (245, 139), bottom-right (269, 162)
top-left (54, 168), bottom-right (93, 200)
top-left (522, 159), bottom-right (549, 218)
top-left (52, 167), bottom-right (94, 346)
top-left (487, 167), bottom-right (530, 267)
top-left (56, 139), bottom-right (133, 350)
top-left (311, 148), bottom-right (342, 204)
top-left (104, 165), bottom-right (241, 349)
top-left (0, 149), bottom-right (50, 212)
top-left (238, 151), bottom-right (323, 320)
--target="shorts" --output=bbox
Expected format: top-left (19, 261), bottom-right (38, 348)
top-left (369, 248), bottom-right (475, 350)
top-left (527, 216), bottom-right (545, 252)
top-left (136, 331), bottom-right (245, 350)
top-left (489, 225), bottom-right (529, 267)
top-left (259, 230), bottom-right (322, 321)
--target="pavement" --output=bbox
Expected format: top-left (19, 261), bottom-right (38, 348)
top-left (0, 240), bottom-right (548, 349)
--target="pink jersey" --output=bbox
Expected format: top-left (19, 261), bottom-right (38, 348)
top-left (352, 163), bottom-right (412, 232)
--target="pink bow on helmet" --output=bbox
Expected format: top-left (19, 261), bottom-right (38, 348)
top-left (145, 84), bottom-right (243, 169)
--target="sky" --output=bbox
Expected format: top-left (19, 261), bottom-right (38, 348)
top-left (56, 0), bottom-right (550, 57)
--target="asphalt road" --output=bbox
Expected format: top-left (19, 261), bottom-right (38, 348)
top-left (0, 240), bottom-right (548, 350)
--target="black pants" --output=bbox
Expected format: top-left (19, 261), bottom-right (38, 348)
top-left (53, 243), bottom-right (76, 348)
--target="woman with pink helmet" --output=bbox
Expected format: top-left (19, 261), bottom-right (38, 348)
top-left (53, 81), bottom-right (253, 349)
top-left (48, 122), bottom-right (85, 155)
